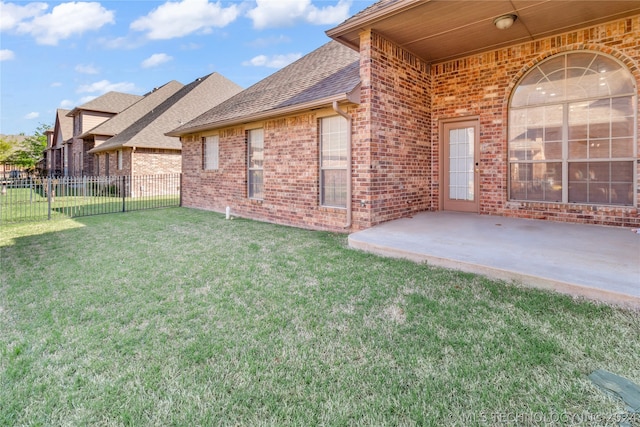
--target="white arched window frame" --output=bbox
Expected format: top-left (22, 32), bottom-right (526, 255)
top-left (509, 51), bottom-right (637, 206)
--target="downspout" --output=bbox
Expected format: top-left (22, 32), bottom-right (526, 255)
top-left (332, 101), bottom-right (352, 229)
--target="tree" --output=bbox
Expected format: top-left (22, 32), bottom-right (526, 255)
top-left (0, 138), bottom-right (14, 165)
top-left (0, 135), bottom-right (24, 177)
top-left (8, 123), bottom-right (51, 174)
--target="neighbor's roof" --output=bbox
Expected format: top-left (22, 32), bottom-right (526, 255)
top-left (53, 109), bottom-right (73, 147)
top-left (89, 73), bottom-right (242, 153)
top-left (80, 80), bottom-right (184, 139)
top-left (66, 91), bottom-right (143, 117)
top-left (168, 41), bottom-right (360, 136)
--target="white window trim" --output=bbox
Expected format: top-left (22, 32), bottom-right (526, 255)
top-left (247, 129), bottom-right (264, 200)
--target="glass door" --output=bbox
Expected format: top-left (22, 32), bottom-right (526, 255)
top-left (443, 120), bottom-right (479, 212)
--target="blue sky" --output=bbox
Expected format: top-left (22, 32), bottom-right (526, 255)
top-left (0, 0), bottom-right (376, 136)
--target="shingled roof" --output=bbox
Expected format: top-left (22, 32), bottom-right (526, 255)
top-left (66, 91), bottom-right (143, 116)
top-left (80, 80), bottom-right (184, 139)
top-left (53, 109), bottom-right (73, 148)
top-left (89, 73), bottom-right (242, 153)
top-left (167, 41), bottom-right (360, 136)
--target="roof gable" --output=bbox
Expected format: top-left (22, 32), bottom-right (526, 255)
top-left (169, 41), bottom-right (360, 135)
top-left (53, 109), bottom-right (73, 147)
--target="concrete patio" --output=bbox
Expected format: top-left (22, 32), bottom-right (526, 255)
top-left (348, 212), bottom-right (640, 308)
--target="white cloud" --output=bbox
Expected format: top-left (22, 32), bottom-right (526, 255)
top-left (141, 53), bottom-right (173, 68)
top-left (51, 82), bottom-right (62, 87)
top-left (131, 0), bottom-right (239, 40)
top-left (0, 49), bottom-right (15, 61)
top-left (0, 2), bottom-right (48, 31)
top-left (75, 64), bottom-right (99, 74)
top-left (247, 0), bottom-right (351, 29)
top-left (243, 53), bottom-right (302, 69)
top-left (59, 99), bottom-right (75, 109)
top-left (77, 80), bottom-right (139, 94)
top-left (11, 2), bottom-right (115, 45)
top-left (24, 111), bottom-right (39, 119)
top-left (305, 0), bottom-right (352, 25)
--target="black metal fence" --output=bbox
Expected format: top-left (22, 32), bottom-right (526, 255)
top-left (0, 174), bottom-right (181, 224)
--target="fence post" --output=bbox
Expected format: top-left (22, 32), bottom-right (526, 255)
top-left (179, 173), bottom-right (183, 207)
top-left (47, 177), bottom-right (52, 220)
top-left (122, 175), bottom-right (126, 212)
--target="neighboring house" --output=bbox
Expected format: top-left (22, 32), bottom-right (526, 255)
top-left (88, 73), bottom-right (242, 179)
top-left (170, 0), bottom-right (640, 231)
top-left (81, 80), bottom-right (184, 176)
top-left (66, 91), bottom-right (143, 176)
top-left (44, 109), bottom-right (73, 175)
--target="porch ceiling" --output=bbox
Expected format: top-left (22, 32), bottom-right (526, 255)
top-left (327, 0), bottom-right (640, 63)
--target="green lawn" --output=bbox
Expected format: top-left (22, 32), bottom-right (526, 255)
top-left (1, 208), bottom-right (638, 426)
top-left (1, 186), bottom-right (178, 223)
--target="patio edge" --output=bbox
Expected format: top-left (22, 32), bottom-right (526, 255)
top-left (348, 237), bottom-right (640, 310)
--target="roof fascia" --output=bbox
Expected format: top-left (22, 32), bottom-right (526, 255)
top-left (166, 93), bottom-right (358, 137)
top-left (326, 0), bottom-right (428, 41)
top-left (88, 142), bottom-right (122, 154)
top-left (89, 141), bottom-right (180, 154)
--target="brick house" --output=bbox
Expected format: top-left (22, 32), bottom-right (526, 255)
top-left (88, 73), bottom-right (242, 179)
top-left (170, 0), bottom-right (640, 231)
top-left (44, 109), bottom-right (73, 175)
top-left (66, 92), bottom-right (143, 176)
top-left (79, 80), bottom-right (183, 177)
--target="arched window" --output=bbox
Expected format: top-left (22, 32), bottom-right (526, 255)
top-left (509, 52), bottom-right (636, 206)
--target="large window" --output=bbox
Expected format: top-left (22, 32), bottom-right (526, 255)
top-left (509, 52), bottom-right (636, 206)
top-left (247, 129), bottom-right (264, 200)
top-left (202, 135), bottom-right (219, 170)
top-left (320, 116), bottom-right (348, 208)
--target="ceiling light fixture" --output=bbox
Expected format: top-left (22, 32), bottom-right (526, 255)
top-left (494, 14), bottom-right (517, 30)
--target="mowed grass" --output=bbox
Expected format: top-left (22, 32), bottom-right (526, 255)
top-left (1, 186), bottom-right (179, 223)
top-left (1, 208), bottom-right (638, 426)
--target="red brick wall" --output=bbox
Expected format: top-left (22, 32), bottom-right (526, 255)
top-left (430, 16), bottom-right (640, 227)
top-left (133, 148), bottom-right (181, 176)
top-left (97, 148), bottom-right (132, 177)
top-left (93, 148), bottom-right (180, 177)
top-left (356, 29), bottom-right (432, 229)
top-left (181, 111), bottom-right (362, 232)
